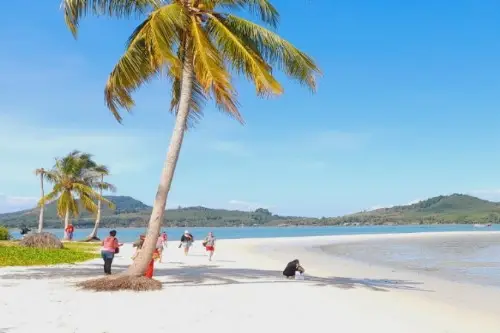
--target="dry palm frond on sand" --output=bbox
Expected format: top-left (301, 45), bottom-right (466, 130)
top-left (20, 233), bottom-right (63, 249)
top-left (77, 275), bottom-right (162, 292)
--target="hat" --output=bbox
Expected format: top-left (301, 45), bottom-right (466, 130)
top-left (184, 230), bottom-right (189, 234)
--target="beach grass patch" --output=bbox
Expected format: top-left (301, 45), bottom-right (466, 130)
top-left (77, 275), bottom-right (162, 292)
top-left (0, 240), bottom-right (100, 267)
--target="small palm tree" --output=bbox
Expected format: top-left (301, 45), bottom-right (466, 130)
top-left (34, 167), bottom-right (49, 233)
top-left (86, 165), bottom-right (117, 241)
top-left (40, 151), bottom-right (115, 239)
top-left (62, 0), bottom-right (320, 280)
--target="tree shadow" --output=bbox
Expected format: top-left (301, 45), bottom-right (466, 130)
top-left (0, 263), bottom-right (430, 292)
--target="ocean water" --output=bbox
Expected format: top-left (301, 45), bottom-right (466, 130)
top-left (10, 223), bottom-right (500, 242)
top-left (321, 232), bottom-right (500, 287)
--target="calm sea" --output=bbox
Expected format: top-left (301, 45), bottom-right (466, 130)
top-left (11, 224), bottom-right (500, 242)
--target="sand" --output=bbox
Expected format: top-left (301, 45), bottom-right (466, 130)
top-left (1, 231), bottom-right (499, 333)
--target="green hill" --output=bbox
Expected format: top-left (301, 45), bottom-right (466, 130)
top-left (0, 196), bottom-right (299, 228)
top-left (1, 193), bottom-right (499, 228)
top-left (324, 194), bottom-right (500, 225)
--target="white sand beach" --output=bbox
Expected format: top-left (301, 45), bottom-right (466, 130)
top-left (1, 232), bottom-right (500, 333)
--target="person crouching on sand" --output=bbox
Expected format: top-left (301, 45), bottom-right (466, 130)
top-left (283, 259), bottom-right (305, 279)
top-left (203, 232), bottom-right (216, 261)
top-left (179, 230), bottom-right (194, 256)
top-left (101, 230), bottom-right (121, 275)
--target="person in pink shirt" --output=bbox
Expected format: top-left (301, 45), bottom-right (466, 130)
top-left (101, 230), bottom-right (121, 275)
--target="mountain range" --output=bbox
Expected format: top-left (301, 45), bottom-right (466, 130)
top-left (1, 193), bottom-right (499, 228)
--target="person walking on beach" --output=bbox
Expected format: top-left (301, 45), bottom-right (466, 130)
top-left (101, 230), bottom-right (121, 275)
top-left (156, 232), bottom-right (167, 263)
top-left (132, 234), bottom-right (145, 259)
top-left (179, 230), bottom-right (194, 256)
top-left (65, 224), bottom-right (75, 241)
top-left (202, 232), bottom-right (216, 261)
top-left (283, 259), bottom-right (305, 279)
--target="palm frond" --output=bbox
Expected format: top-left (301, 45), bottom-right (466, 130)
top-left (190, 16), bottom-right (242, 122)
top-left (38, 187), bottom-right (63, 207)
top-left (61, 0), bottom-right (163, 37)
top-left (57, 190), bottom-right (79, 218)
top-left (98, 182), bottom-right (118, 192)
top-left (219, 15), bottom-right (320, 91)
top-left (79, 193), bottom-right (99, 215)
top-left (211, 0), bottom-right (279, 27)
top-left (207, 13), bottom-right (282, 96)
top-left (34, 168), bottom-right (46, 176)
top-left (105, 3), bottom-right (186, 122)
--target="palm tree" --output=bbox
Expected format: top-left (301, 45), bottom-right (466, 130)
top-left (34, 168), bottom-right (49, 233)
top-left (86, 166), bottom-right (117, 241)
top-left (40, 151), bottom-right (114, 240)
top-left (62, 0), bottom-right (320, 278)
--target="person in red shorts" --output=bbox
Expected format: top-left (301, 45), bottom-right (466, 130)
top-left (203, 232), bottom-right (216, 261)
top-left (65, 224), bottom-right (75, 241)
top-left (133, 234), bottom-right (160, 279)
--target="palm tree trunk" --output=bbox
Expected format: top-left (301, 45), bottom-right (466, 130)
top-left (37, 173), bottom-right (44, 233)
top-left (87, 175), bottom-right (103, 240)
top-left (126, 46), bottom-right (194, 277)
top-left (63, 208), bottom-right (70, 240)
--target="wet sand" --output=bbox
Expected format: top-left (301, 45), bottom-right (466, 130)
top-left (321, 232), bottom-right (500, 287)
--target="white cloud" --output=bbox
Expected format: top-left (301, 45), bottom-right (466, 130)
top-left (469, 189), bottom-right (500, 201)
top-left (0, 194), bottom-right (38, 213)
top-left (228, 199), bottom-right (269, 211)
top-left (368, 204), bottom-right (392, 211)
top-left (406, 198), bottom-right (422, 205)
top-left (309, 130), bottom-right (370, 151)
top-left (0, 115), bottom-right (157, 186)
top-left (207, 140), bottom-right (251, 157)
top-left (367, 198), bottom-right (421, 211)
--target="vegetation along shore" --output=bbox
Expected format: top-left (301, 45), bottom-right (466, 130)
top-left (2, 193), bottom-right (499, 228)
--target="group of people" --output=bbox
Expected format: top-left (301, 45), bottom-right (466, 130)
top-left (177, 230), bottom-right (216, 261)
top-left (100, 229), bottom-right (305, 281)
top-left (99, 230), bottom-right (217, 277)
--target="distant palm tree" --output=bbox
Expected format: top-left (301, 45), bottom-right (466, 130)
top-left (86, 166), bottom-right (117, 241)
top-left (34, 168), bottom-right (49, 233)
top-left (40, 151), bottom-right (115, 240)
top-left (62, 0), bottom-right (320, 277)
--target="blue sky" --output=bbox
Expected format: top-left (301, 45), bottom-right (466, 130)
top-left (1, 0), bottom-right (500, 216)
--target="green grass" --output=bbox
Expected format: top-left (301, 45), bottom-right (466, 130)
top-left (0, 241), bottom-right (100, 267)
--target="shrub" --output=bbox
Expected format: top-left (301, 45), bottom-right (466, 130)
top-left (0, 226), bottom-right (10, 240)
top-left (20, 232), bottom-right (63, 249)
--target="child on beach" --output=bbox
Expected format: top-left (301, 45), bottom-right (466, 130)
top-left (202, 232), bottom-right (216, 261)
top-left (283, 259), bottom-right (305, 279)
top-left (101, 230), bottom-right (121, 275)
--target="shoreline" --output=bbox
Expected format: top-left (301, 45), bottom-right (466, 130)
top-left (1, 231), bottom-right (499, 332)
top-left (242, 231), bottom-right (500, 319)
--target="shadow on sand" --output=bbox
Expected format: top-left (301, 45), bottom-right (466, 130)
top-left (0, 263), bottom-right (430, 292)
